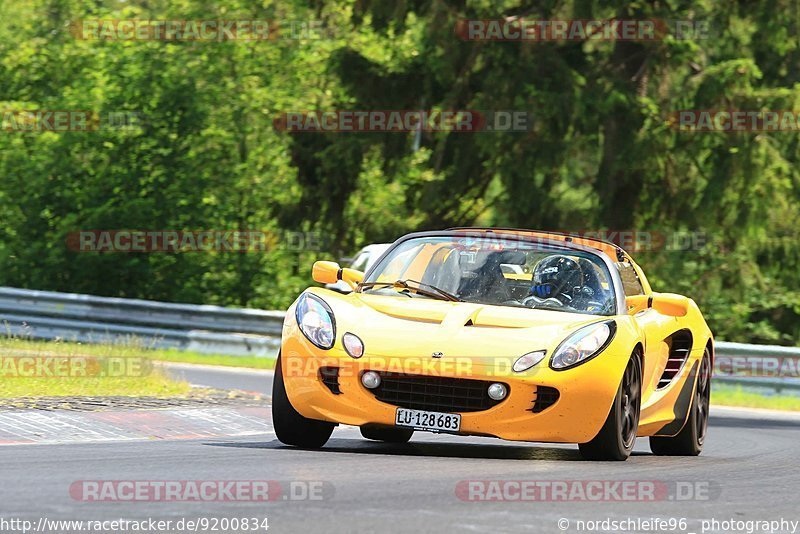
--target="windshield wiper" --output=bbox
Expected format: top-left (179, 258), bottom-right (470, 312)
top-left (358, 279), bottom-right (461, 302)
top-left (357, 280), bottom-right (412, 298)
top-left (401, 279), bottom-right (461, 302)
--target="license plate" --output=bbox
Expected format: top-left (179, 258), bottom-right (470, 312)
top-left (395, 408), bottom-right (461, 433)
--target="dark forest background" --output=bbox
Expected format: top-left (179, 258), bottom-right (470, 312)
top-left (1, 0), bottom-right (798, 344)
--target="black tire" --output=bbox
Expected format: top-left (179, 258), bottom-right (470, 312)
top-left (272, 354), bottom-right (335, 448)
top-left (579, 352), bottom-right (642, 461)
top-left (650, 348), bottom-right (711, 456)
top-left (360, 425), bottom-right (414, 443)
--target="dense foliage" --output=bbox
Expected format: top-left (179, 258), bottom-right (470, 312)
top-left (0, 0), bottom-right (798, 344)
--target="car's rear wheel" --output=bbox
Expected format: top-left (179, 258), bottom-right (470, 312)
top-left (650, 347), bottom-right (711, 456)
top-left (360, 425), bottom-right (414, 443)
top-left (272, 354), bottom-right (335, 448)
top-left (579, 352), bottom-right (642, 461)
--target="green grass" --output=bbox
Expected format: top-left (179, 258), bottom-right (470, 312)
top-left (0, 337), bottom-right (191, 398)
top-left (0, 337), bottom-right (276, 369)
top-left (147, 347), bottom-right (276, 369)
top-left (712, 384), bottom-right (800, 411)
top-left (0, 375), bottom-right (190, 398)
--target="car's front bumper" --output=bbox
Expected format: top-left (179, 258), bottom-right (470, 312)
top-left (280, 331), bottom-right (630, 444)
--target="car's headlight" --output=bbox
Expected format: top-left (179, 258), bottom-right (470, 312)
top-left (550, 321), bottom-right (616, 370)
top-left (295, 293), bottom-right (336, 349)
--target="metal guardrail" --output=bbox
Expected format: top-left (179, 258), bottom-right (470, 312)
top-left (0, 287), bottom-right (284, 335)
top-left (714, 341), bottom-right (800, 393)
top-left (0, 286), bottom-right (798, 392)
top-left (0, 287), bottom-right (282, 357)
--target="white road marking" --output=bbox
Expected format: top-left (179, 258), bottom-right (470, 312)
top-left (0, 407), bottom-right (275, 446)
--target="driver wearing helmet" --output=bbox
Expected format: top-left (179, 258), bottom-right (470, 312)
top-left (525, 255), bottom-right (608, 312)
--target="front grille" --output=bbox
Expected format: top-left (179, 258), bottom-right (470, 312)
top-left (530, 386), bottom-right (560, 413)
top-left (319, 366), bottom-right (342, 394)
top-left (657, 330), bottom-right (693, 389)
top-left (370, 372), bottom-right (506, 413)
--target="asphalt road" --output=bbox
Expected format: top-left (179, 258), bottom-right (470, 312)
top-left (163, 362), bottom-right (274, 395)
top-left (2, 365), bottom-right (799, 534)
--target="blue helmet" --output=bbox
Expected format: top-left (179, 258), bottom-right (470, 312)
top-left (530, 255), bottom-right (583, 302)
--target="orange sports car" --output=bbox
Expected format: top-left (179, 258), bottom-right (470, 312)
top-left (272, 229), bottom-right (713, 460)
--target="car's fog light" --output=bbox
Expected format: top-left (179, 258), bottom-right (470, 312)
top-left (343, 332), bottom-right (364, 358)
top-left (361, 371), bottom-right (381, 389)
top-left (487, 383), bottom-right (508, 401)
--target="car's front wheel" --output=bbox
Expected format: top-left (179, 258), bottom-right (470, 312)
top-left (650, 347), bottom-right (711, 456)
top-left (360, 425), bottom-right (414, 443)
top-left (579, 352), bottom-right (642, 461)
top-left (272, 354), bottom-right (335, 448)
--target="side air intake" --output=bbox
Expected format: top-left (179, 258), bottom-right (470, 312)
top-left (657, 330), bottom-right (693, 389)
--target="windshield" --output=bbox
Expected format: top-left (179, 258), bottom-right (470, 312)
top-left (360, 235), bottom-right (617, 315)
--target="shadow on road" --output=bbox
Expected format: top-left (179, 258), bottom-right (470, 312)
top-left (205, 437), bottom-right (658, 462)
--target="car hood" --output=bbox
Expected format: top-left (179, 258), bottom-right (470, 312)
top-left (314, 290), bottom-right (609, 359)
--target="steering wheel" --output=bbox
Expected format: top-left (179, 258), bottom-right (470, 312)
top-left (522, 295), bottom-right (564, 309)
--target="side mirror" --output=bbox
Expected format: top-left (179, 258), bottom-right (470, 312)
top-left (312, 261), bottom-right (364, 289)
top-left (312, 261), bottom-right (340, 284)
top-left (625, 293), bottom-right (689, 317)
top-left (652, 293), bottom-right (690, 317)
top-left (625, 295), bottom-right (649, 315)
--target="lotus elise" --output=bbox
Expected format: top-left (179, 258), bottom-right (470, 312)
top-left (273, 229), bottom-right (713, 460)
